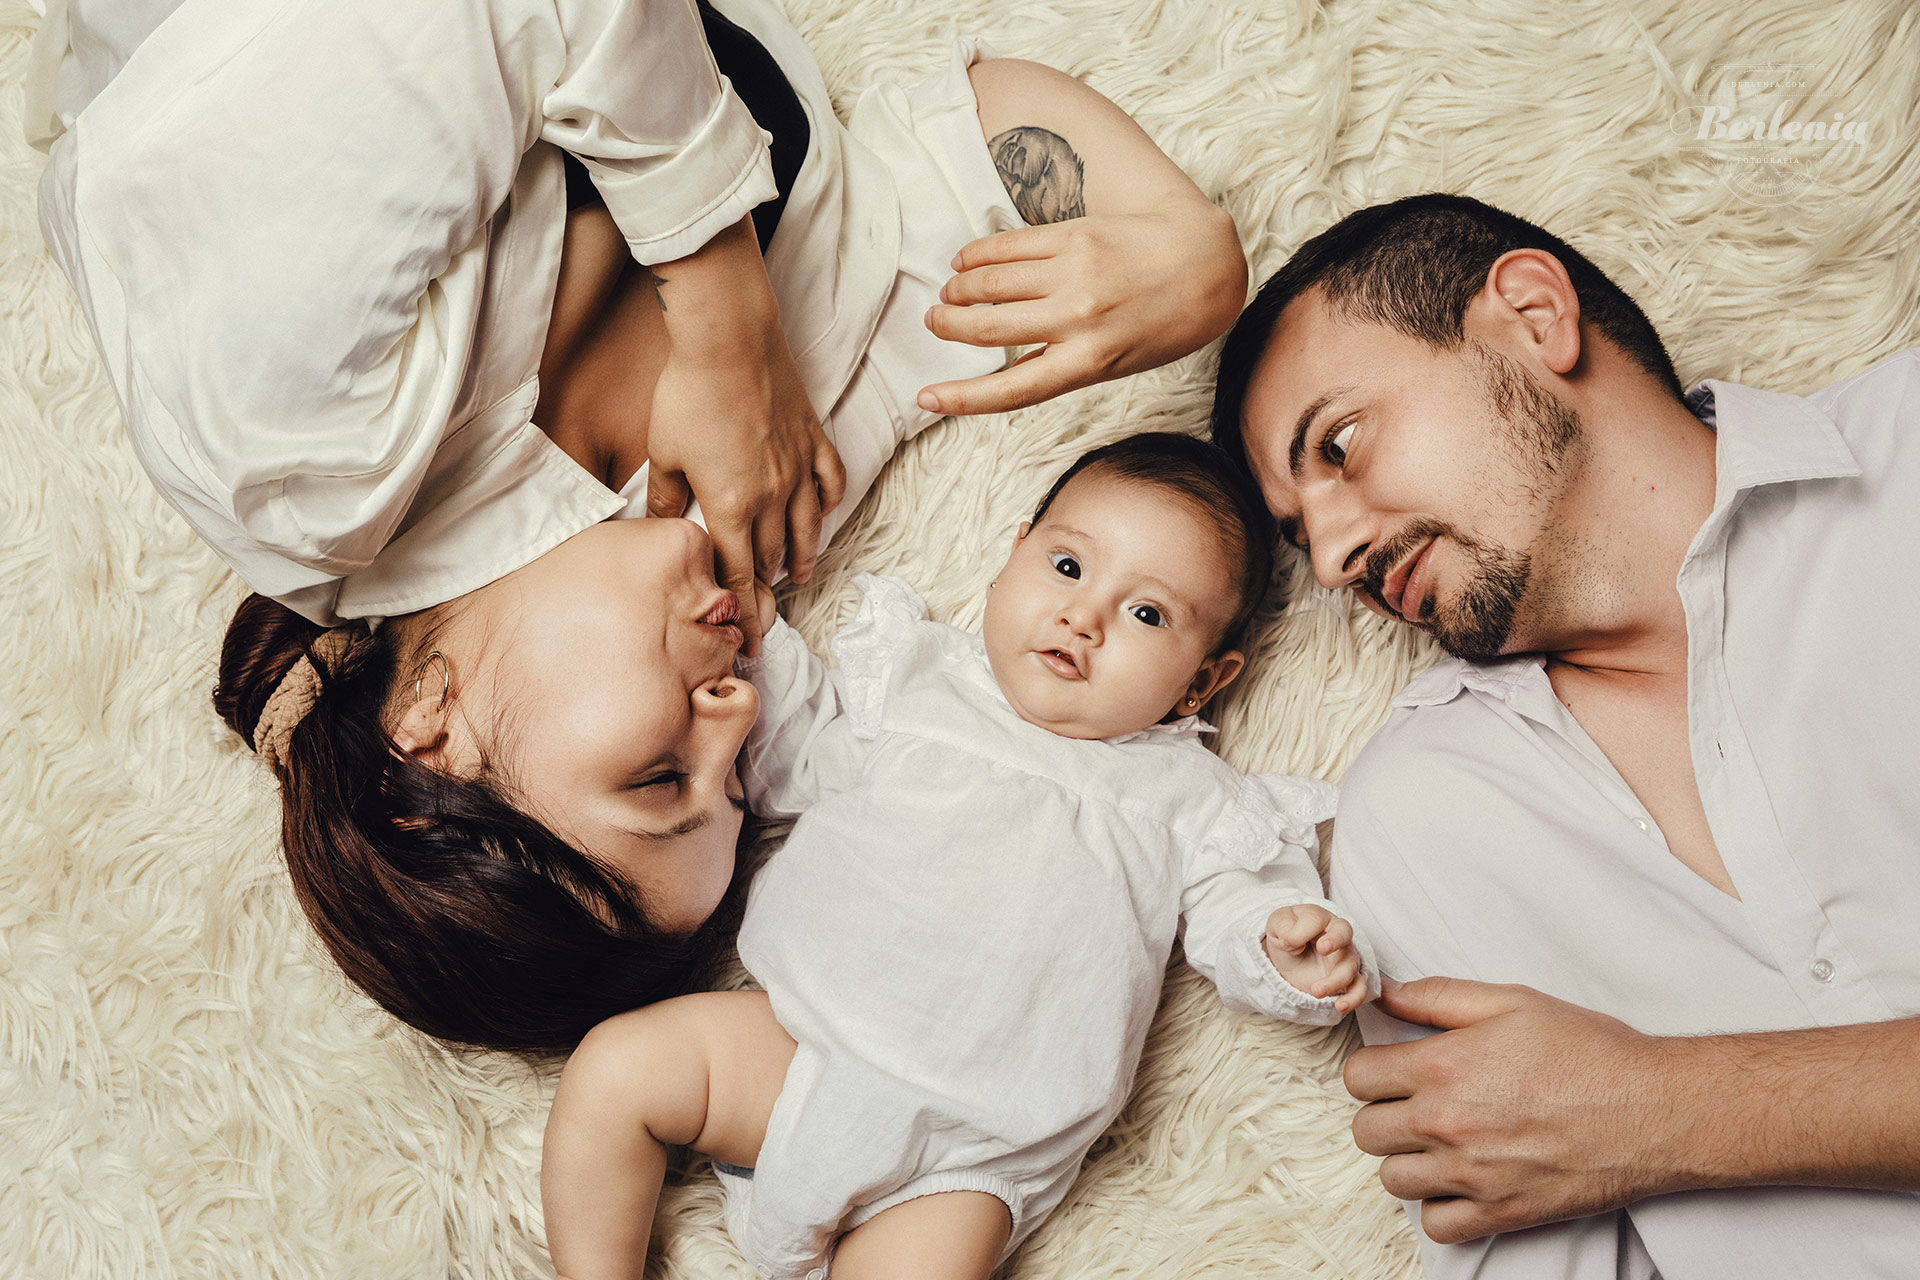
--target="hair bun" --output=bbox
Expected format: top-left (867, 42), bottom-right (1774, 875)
top-left (213, 594), bottom-right (326, 751)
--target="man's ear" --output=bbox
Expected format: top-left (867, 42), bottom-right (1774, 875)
top-left (1182, 648), bottom-right (1246, 714)
top-left (1479, 248), bottom-right (1582, 377)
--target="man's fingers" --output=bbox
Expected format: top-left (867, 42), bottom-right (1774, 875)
top-left (785, 480), bottom-right (823, 585)
top-left (949, 223), bottom-right (1069, 273)
top-left (1379, 1152), bottom-right (1475, 1205)
top-left (1376, 976), bottom-right (1528, 1032)
top-left (1417, 1195), bottom-right (1509, 1246)
top-left (647, 467), bottom-right (693, 519)
top-left (939, 259), bottom-right (1052, 306)
top-left (1342, 1039), bottom-right (1427, 1103)
top-left (1350, 1097), bottom-right (1428, 1158)
top-left (919, 350), bottom-right (1082, 417)
top-left (925, 298), bottom-right (1054, 350)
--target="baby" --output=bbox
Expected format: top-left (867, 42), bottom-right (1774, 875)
top-left (542, 433), bottom-right (1375, 1280)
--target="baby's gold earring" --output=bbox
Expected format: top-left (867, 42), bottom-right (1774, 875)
top-left (989, 580), bottom-right (997, 589)
top-left (1185, 695), bottom-right (1198, 708)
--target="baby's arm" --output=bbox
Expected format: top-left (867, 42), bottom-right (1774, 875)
top-left (1263, 903), bottom-right (1369, 1013)
top-left (543, 991), bottom-right (795, 1280)
top-left (737, 588), bottom-right (868, 820)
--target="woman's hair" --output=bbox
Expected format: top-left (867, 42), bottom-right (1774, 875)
top-left (1030, 431), bottom-right (1276, 651)
top-left (214, 593), bottom-right (744, 1053)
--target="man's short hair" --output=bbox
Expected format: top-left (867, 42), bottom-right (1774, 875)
top-left (1210, 193), bottom-right (1683, 466)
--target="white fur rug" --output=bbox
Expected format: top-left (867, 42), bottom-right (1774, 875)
top-left (4, 0), bottom-right (1915, 1276)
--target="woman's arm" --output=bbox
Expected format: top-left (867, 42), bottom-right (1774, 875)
top-left (1344, 979), bottom-right (1920, 1244)
top-left (919, 58), bottom-right (1249, 415)
top-left (642, 214), bottom-right (847, 653)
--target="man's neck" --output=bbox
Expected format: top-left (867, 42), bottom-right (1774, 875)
top-left (1514, 386), bottom-right (1719, 682)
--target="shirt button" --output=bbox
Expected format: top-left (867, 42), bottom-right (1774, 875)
top-left (1632, 817), bottom-right (1650, 833)
top-left (1810, 958), bottom-right (1835, 983)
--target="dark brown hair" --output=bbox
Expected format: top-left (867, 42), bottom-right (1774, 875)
top-left (1211, 192), bottom-right (1682, 468)
top-left (214, 594), bottom-right (743, 1053)
top-left (1030, 431), bottom-right (1276, 650)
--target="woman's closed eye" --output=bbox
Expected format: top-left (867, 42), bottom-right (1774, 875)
top-left (1048, 552), bottom-right (1081, 579)
top-left (1319, 418), bottom-right (1357, 467)
top-left (626, 769), bottom-right (686, 792)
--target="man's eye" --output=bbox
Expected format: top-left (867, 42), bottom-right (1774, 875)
top-left (1048, 552), bottom-right (1081, 579)
top-left (1130, 604), bottom-right (1165, 627)
top-left (1321, 419), bottom-right (1357, 467)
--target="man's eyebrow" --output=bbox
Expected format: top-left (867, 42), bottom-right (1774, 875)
top-left (1287, 384), bottom-right (1356, 479)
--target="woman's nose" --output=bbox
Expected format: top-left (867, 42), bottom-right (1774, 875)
top-left (693, 675), bottom-right (760, 746)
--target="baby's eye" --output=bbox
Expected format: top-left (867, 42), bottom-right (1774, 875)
top-left (1130, 604), bottom-right (1165, 627)
top-left (1048, 552), bottom-right (1081, 579)
top-left (1321, 419), bottom-right (1357, 467)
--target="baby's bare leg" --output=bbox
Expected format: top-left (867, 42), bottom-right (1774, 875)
top-left (542, 990), bottom-right (796, 1280)
top-left (831, 1191), bottom-right (1013, 1280)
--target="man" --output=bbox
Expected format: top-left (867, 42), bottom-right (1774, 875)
top-left (1210, 193), bottom-right (1920, 1276)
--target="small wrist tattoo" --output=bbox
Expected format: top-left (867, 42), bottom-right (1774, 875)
top-left (988, 126), bottom-right (1087, 225)
top-left (650, 271), bottom-right (669, 311)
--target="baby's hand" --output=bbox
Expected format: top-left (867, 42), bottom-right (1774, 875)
top-left (1263, 905), bottom-right (1369, 1013)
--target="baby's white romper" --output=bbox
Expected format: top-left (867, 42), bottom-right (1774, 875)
top-left (730, 574), bottom-right (1376, 1279)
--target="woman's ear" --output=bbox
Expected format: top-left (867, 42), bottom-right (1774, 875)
top-left (1181, 648), bottom-right (1245, 714)
top-left (392, 694), bottom-right (453, 763)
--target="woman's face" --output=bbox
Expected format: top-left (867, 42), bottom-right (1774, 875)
top-left (434, 519), bottom-right (758, 932)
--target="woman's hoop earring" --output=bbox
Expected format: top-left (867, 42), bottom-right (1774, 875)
top-left (415, 650), bottom-right (450, 709)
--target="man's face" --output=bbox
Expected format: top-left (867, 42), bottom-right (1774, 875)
top-left (1238, 288), bottom-right (1584, 660)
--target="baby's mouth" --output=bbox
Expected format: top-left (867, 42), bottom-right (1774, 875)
top-left (1037, 647), bottom-right (1084, 679)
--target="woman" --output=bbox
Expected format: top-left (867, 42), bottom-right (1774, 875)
top-left (37, 0), bottom-right (1246, 1051)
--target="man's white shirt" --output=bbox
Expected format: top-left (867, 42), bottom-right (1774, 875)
top-left (1330, 349), bottom-right (1920, 1277)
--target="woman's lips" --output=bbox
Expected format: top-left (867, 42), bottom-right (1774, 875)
top-left (697, 590), bottom-right (743, 647)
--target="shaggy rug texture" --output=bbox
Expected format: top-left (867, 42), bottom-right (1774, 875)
top-left (4, 0), bottom-right (1916, 1275)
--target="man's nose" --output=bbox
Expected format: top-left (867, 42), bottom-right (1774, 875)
top-left (1304, 496), bottom-right (1373, 591)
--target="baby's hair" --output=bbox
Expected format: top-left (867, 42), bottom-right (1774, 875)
top-left (1030, 432), bottom-right (1276, 651)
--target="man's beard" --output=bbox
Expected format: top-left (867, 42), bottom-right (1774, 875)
top-left (1363, 519), bottom-right (1531, 661)
top-left (1362, 344), bottom-right (1583, 662)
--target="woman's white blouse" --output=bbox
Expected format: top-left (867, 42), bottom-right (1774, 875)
top-left (732, 575), bottom-right (1372, 1273)
top-left (31, 0), bottom-right (899, 624)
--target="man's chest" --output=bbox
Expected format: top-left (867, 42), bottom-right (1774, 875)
top-left (1546, 664), bottom-right (1734, 897)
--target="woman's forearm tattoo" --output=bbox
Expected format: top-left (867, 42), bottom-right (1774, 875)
top-left (988, 127), bottom-right (1086, 225)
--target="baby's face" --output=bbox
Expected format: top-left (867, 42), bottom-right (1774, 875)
top-left (984, 471), bottom-right (1244, 740)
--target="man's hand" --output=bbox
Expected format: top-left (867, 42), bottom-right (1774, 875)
top-left (916, 205), bottom-right (1245, 416)
top-left (1263, 904), bottom-right (1370, 1013)
top-left (1344, 978), bottom-right (1675, 1243)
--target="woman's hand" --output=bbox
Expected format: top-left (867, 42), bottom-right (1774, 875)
top-left (644, 216), bottom-right (847, 652)
top-left (917, 203), bottom-right (1246, 417)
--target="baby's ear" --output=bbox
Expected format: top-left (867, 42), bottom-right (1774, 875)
top-left (1016, 520), bottom-right (1032, 541)
top-left (1186, 648), bottom-right (1246, 711)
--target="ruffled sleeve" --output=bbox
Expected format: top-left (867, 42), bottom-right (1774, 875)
top-left (1178, 771), bottom-right (1379, 1025)
top-left (825, 573), bottom-right (930, 740)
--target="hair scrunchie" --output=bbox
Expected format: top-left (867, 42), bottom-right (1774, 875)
top-left (253, 626), bottom-right (366, 772)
